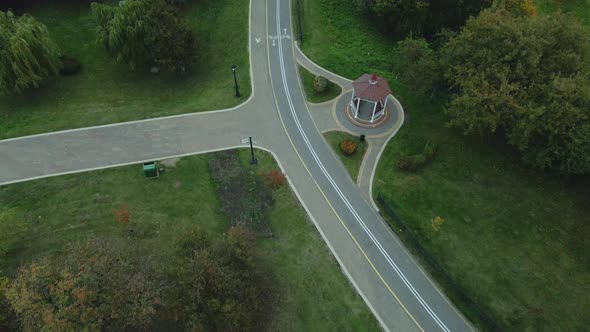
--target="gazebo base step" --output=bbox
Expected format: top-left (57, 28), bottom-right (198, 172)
top-left (345, 104), bottom-right (390, 129)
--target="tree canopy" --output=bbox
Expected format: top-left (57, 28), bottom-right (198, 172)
top-left (169, 226), bottom-right (265, 331)
top-left (4, 227), bottom-right (266, 331)
top-left (354, 0), bottom-right (492, 38)
top-left (91, 0), bottom-right (196, 72)
top-left (0, 11), bottom-right (60, 94)
top-left (5, 238), bottom-right (161, 331)
top-left (441, 9), bottom-right (590, 173)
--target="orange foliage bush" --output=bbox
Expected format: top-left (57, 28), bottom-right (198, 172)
top-left (340, 139), bottom-right (356, 155)
top-left (113, 204), bottom-right (131, 225)
top-left (263, 169), bottom-right (286, 189)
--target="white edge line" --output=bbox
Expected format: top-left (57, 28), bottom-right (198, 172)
top-left (277, 1), bottom-right (450, 330)
top-left (282, 2), bottom-right (389, 331)
top-left (0, 0), bottom-right (256, 144)
top-left (274, 154), bottom-right (391, 332)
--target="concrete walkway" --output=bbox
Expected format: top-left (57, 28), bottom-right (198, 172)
top-left (0, 1), bottom-right (473, 331)
top-left (294, 59), bottom-right (404, 207)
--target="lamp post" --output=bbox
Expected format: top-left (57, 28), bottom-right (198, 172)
top-left (231, 64), bottom-right (240, 98)
top-left (249, 136), bottom-right (257, 165)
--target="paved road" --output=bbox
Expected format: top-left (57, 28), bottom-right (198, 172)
top-left (0, 0), bottom-right (474, 331)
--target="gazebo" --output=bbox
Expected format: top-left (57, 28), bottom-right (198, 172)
top-left (349, 74), bottom-right (391, 123)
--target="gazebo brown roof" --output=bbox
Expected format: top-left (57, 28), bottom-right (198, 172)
top-left (352, 74), bottom-right (391, 101)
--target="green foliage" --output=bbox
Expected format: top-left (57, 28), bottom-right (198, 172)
top-left (5, 238), bottom-right (161, 331)
top-left (168, 226), bottom-right (264, 331)
top-left (442, 8), bottom-right (590, 173)
top-left (0, 11), bottom-right (60, 94)
top-left (91, 0), bottom-right (196, 72)
top-left (492, 0), bottom-right (537, 16)
top-left (354, 0), bottom-right (491, 37)
top-left (393, 37), bottom-right (442, 97)
top-left (313, 75), bottom-right (328, 93)
top-left (0, 275), bottom-right (14, 329)
top-left (396, 141), bottom-right (437, 172)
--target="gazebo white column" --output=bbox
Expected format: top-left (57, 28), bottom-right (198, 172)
top-left (370, 100), bottom-right (378, 123)
top-left (383, 95), bottom-right (389, 109)
top-left (355, 98), bottom-right (361, 118)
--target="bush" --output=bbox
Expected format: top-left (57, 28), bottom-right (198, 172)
top-left (340, 139), bottom-right (357, 155)
top-left (313, 75), bottom-right (328, 93)
top-left (59, 55), bottom-right (81, 76)
top-left (396, 141), bottom-right (437, 172)
top-left (263, 169), bottom-right (286, 189)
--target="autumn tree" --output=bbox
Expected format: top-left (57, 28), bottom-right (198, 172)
top-left (0, 11), bottom-right (60, 94)
top-left (441, 9), bottom-right (590, 173)
top-left (5, 238), bottom-right (161, 331)
top-left (91, 0), bottom-right (196, 72)
top-left (168, 226), bottom-right (265, 331)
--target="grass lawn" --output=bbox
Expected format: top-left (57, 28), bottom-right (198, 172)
top-left (297, 0), bottom-right (590, 330)
top-left (535, 0), bottom-right (590, 26)
top-left (298, 66), bottom-right (342, 103)
top-left (0, 149), bottom-right (379, 331)
top-left (323, 131), bottom-right (367, 181)
top-left (0, 0), bottom-right (251, 139)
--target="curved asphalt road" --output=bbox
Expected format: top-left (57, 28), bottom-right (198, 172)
top-left (0, 0), bottom-right (474, 331)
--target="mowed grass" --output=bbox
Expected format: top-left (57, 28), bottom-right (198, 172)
top-left (535, 0), bottom-right (590, 26)
top-left (297, 0), bottom-right (590, 330)
top-left (0, 149), bottom-right (379, 331)
top-left (0, 0), bottom-right (251, 139)
top-left (323, 131), bottom-right (367, 181)
top-left (298, 66), bottom-right (342, 103)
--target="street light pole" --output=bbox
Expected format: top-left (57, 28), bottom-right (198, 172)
top-left (249, 136), bottom-right (257, 165)
top-left (231, 64), bottom-right (240, 98)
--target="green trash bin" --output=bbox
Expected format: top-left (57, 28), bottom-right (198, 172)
top-left (143, 162), bottom-right (159, 178)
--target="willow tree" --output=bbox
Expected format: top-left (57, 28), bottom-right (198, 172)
top-left (91, 0), bottom-right (196, 72)
top-left (0, 11), bottom-right (60, 94)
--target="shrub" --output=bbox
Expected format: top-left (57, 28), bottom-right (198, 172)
top-left (432, 216), bottom-right (445, 232)
top-left (313, 75), bottom-right (328, 93)
top-left (59, 55), bottom-right (82, 76)
top-left (113, 204), bottom-right (131, 225)
top-left (340, 139), bottom-right (357, 155)
top-left (396, 141), bottom-right (438, 172)
top-left (0, 11), bottom-right (60, 94)
top-left (263, 169), bottom-right (286, 189)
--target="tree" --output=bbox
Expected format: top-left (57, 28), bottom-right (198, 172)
top-left (354, 0), bottom-right (491, 38)
top-left (168, 226), bottom-right (265, 331)
top-left (492, 0), bottom-right (536, 16)
top-left (0, 11), bottom-right (60, 94)
top-left (393, 37), bottom-right (442, 97)
top-left (5, 238), bottom-right (161, 331)
top-left (91, 0), bottom-right (196, 72)
top-left (442, 9), bottom-right (590, 173)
